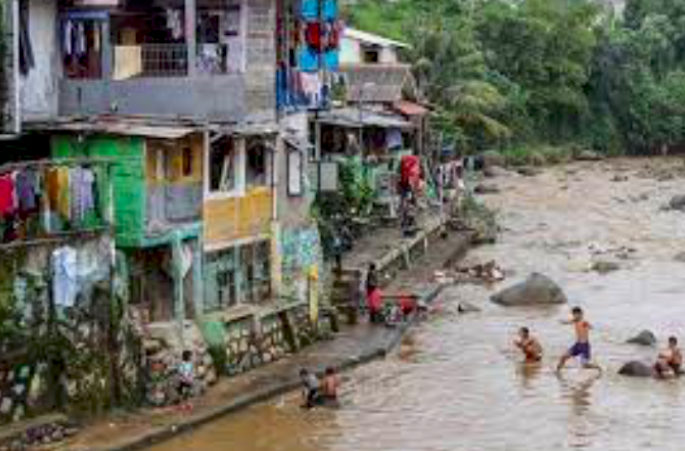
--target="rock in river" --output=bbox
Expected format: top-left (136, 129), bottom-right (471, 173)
top-left (490, 273), bottom-right (567, 307)
top-left (618, 361), bottom-right (654, 378)
top-left (668, 195), bottom-right (685, 211)
top-left (626, 330), bottom-right (657, 347)
top-left (474, 184), bottom-right (501, 195)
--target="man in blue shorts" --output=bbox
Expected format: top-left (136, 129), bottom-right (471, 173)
top-left (557, 307), bottom-right (602, 373)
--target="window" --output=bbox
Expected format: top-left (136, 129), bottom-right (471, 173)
top-left (181, 147), bottom-right (193, 177)
top-left (245, 138), bottom-right (270, 188)
top-left (206, 249), bottom-right (238, 312)
top-left (62, 19), bottom-right (105, 79)
top-left (240, 241), bottom-right (271, 303)
top-left (362, 45), bottom-right (380, 64)
top-left (209, 136), bottom-right (240, 194)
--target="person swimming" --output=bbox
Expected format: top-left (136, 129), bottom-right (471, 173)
top-left (654, 336), bottom-right (683, 379)
top-left (300, 368), bottom-right (321, 409)
top-left (514, 327), bottom-right (543, 363)
top-left (556, 307), bottom-right (601, 373)
top-left (321, 367), bottom-right (340, 407)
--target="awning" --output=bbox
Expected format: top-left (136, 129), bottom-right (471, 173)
top-left (394, 101), bottom-right (429, 117)
top-left (27, 120), bottom-right (195, 139)
top-left (317, 107), bottom-right (414, 129)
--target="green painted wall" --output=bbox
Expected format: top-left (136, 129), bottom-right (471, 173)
top-left (51, 135), bottom-right (147, 247)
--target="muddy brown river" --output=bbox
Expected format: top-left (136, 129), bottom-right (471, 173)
top-left (153, 159), bottom-right (685, 451)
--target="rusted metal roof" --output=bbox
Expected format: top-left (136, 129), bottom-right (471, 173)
top-left (394, 101), bottom-right (429, 117)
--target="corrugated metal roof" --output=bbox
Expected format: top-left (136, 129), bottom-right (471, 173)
top-left (341, 65), bottom-right (414, 104)
top-left (317, 107), bottom-right (413, 129)
top-left (28, 121), bottom-right (195, 139)
top-left (343, 28), bottom-right (411, 49)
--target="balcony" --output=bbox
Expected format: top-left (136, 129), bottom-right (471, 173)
top-left (57, 4), bottom-right (258, 122)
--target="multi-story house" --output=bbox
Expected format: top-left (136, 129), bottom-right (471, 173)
top-left (0, 0), bottom-right (340, 402)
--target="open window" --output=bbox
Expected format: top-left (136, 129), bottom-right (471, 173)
top-left (361, 45), bottom-right (380, 64)
top-left (209, 136), bottom-right (241, 195)
top-left (245, 137), bottom-right (271, 189)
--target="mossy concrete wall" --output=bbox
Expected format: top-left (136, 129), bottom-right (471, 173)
top-left (0, 234), bottom-right (142, 424)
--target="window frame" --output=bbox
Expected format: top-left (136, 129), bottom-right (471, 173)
top-left (205, 136), bottom-right (246, 200)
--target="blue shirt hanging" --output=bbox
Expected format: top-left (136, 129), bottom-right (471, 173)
top-left (301, 0), bottom-right (337, 21)
top-left (298, 47), bottom-right (320, 72)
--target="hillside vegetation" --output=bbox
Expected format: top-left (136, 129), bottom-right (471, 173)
top-left (344, 0), bottom-right (685, 157)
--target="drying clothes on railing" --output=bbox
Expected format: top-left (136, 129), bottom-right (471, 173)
top-left (0, 174), bottom-right (16, 217)
top-left (70, 167), bottom-right (96, 223)
top-left (15, 169), bottom-right (38, 213)
top-left (0, 165), bottom-right (103, 244)
top-left (52, 246), bottom-right (79, 308)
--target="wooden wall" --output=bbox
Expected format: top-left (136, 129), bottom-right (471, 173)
top-left (204, 187), bottom-right (273, 250)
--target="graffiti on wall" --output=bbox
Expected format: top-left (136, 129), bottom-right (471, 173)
top-left (280, 227), bottom-right (323, 303)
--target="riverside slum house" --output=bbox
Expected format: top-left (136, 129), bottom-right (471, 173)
top-left (314, 28), bottom-right (430, 222)
top-left (0, 0), bottom-right (341, 427)
top-left (0, 159), bottom-right (147, 427)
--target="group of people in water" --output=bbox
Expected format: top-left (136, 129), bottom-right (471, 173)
top-left (514, 306), bottom-right (683, 378)
top-left (300, 367), bottom-right (340, 409)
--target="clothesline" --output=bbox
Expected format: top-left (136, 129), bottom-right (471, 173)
top-left (0, 226), bottom-right (111, 252)
top-left (0, 158), bottom-right (116, 175)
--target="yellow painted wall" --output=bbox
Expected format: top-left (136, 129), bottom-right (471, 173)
top-left (146, 135), bottom-right (203, 186)
top-left (204, 187), bottom-right (273, 248)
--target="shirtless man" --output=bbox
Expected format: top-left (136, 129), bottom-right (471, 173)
top-left (514, 327), bottom-right (543, 363)
top-left (557, 307), bottom-right (601, 372)
top-left (654, 336), bottom-right (683, 379)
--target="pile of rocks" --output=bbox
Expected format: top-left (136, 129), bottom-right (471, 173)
top-left (142, 322), bottom-right (217, 407)
top-left (0, 418), bottom-right (78, 451)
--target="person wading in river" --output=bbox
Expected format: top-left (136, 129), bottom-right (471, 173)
top-left (514, 327), bottom-right (543, 363)
top-left (556, 307), bottom-right (602, 373)
top-left (654, 336), bottom-right (683, 379)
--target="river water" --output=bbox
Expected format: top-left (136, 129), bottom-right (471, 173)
top-left (153, 159), bottom-right (685, 451)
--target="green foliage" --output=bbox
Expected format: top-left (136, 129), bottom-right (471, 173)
top-left (347, 0), bottom-right (685, 155)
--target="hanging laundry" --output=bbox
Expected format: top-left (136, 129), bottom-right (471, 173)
top-left (305, 22), bottom-right (322, 49)
top-left (15, 169), bottom-right (38, 214)
top-left (52, 247), bottom-right (79, 308)
top-left (324, 49), bottom-right (339, 71)
top-left (301, 0), bottom-right (337, 21)
top-left (0, 174), bottom-right (16, 217)
top-left (323, 0), bottom-right (338, 21)
top-left (71, 167), bottom-right (96, 222)
top-left (298, 47), bottom-right (320, 72)
top-left (49, 168), bottom-right (71, 219)
top-left (63, 20), bottom-right (73, 56)
top-left (76, 22), bottom-right (86, 56)
top-left (386, 128), bottom-right (403, 151)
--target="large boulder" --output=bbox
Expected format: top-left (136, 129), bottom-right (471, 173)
top-left (668, 195), bottom-right (685, 211)
top-left (490, 273), bottom-right (567, 307)
top-left (618, 361), bottom-right (654, 378)
top-left (626, 330), bottom-right (657, 347)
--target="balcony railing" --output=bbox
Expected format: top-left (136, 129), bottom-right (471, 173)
top-left (113, 43), bottom-right (236, 79)
top-left (141, 43), bottom-right (189, 78)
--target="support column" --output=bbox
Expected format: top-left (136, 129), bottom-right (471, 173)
top-left (185, 0), bottom-right (197, 78)
top-left (171, 235), bottom-right (186, 347)
top-left (192, 237), bottom-right (204, 315)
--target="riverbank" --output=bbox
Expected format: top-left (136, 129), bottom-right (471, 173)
top-left (145, 156), bottom-right (685, 451)
top-left (55, 221), bottom-right (471, 451)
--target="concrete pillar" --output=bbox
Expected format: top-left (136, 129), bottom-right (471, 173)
top-left (185, 0), bottom-right (197, 77)
top-left (101, 19), bottom-right (112, 79)
top-left (192, 237), bottom-right (203, 315)
top-left (171, 235), bottom-right (186, 347)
